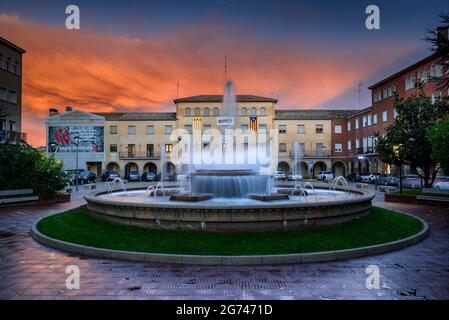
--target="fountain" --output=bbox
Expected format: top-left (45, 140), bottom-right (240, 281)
top-left (85, 80), bottom-right (375, 231)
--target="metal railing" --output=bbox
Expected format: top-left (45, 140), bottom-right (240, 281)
top-left (119, 151), bottom-right (161, 160)
top-left (0, 130), bottom-right (27, 144)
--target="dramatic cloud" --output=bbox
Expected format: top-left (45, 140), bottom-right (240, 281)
top-left (0, 14), bottom-right (415, 146)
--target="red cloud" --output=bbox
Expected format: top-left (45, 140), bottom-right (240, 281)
top-left (0, 14), bottom-right (416, 146)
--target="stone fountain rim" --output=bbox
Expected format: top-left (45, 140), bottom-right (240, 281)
top-left (84, 187), bottom-right (375, 210)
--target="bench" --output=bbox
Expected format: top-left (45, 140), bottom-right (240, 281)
top-left (417, 195), bottom-right (449, 204)
top-left (355, 183), bottom-right (369, 189)
top-left (422, 188), bottom-right (449, 195)
top-left (0, 189), bottom-right (39, 205)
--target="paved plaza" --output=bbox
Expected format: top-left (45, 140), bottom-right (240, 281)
top-left (0, 184), bottom-right (448, 300)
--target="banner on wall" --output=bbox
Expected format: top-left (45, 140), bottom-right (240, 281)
top-left (48, 126), bottom-right (104, 153)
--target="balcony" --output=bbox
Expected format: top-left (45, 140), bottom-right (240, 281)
top-left (0, 130), bottom-right (27, 144)
top-left (289, 151), bottom-right (331, 159)
top-left (119, 151), bottom-right (161, 160)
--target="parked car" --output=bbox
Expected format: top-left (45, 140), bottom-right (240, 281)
top-left (287, 173), bottom-right (303, 181)
top-left (127, 171), bottom-right (141, 182)
top-left (433, 180), bottom-right (449, 190)
top-left (316, 171), bottom-right (334, 181)
top-left (65, 169), bottom-right (84, 186)
top-left (80, 170), bottom-right (97, 184)
top-left (101, 170), bottom-right (120, 182)
top-left (347, 173), bottom-right (362, 182)
top-left (402, 174), bottom-right (422, 189)
top-left (377, 174), bottom-right (400, 186)
top-left (141, 172), bottom-right (157, 182)
top-left (361, 173), bottom-right (379, 184)
top-left (273, 171), bottom-right (286, 181)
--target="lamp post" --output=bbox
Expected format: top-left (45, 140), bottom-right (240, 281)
top-left (74, 136), bottom-right (80, 191)
top-left (321, 145), bottom-right (326, 172)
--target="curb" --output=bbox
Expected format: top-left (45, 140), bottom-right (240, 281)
top-left (31, 212), bottom-right (430, 266)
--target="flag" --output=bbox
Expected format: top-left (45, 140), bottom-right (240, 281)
top-left (250, 116), bottom-right (257, 132)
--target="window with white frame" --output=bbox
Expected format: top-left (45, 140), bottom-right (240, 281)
top-left (355, 118), bottom-right (359, 129)
top-left (355, 138), bottom-right (360, 149)
top-left (405, 73), bottom-right (416, 90)
top-left (241, 124), bottom-right (248, 132)
top-left (194, 108), bottom-right (201, 116)
top-left (110, 125), bottom-right (118, 134)
top-left (377, 91), bottom-right (381, 101)
top-left (382, 110), bottom-right (388, 122)
top-left (164, 125), bottom-right (173, 135)
top-left (279, 143), bottom-right (287, 153)
top-left (334, 124), bottom-right (342, 134)
top-left (204, 107), bottom-right (210, 116)
top-left (259, 124), bottom-right (267, 133)
top-left (259, 107), bottom-right (267, 116)
top-left (362, 116), bottom-right (367, 128)
top-left (373, 93), bottom-right (377, 103)
top-left (297, 124), bottom-right (305, 134)
top-left (315, 124), bottom-right (324, 134)
top-left (241, 107), bottom-right (247, 116)
top-left (392, 83), bottom-right (397, 95)
top-left (334, 143), bottom-right (342, 153)
top-left (435, 64), bottom-right (443, 78)
top-left (367, 114), bottom-right (372, 126)
top-left (347, 121), bottom-right (352, 131)
top-left (373, 113), bottom-right (378, 124)
top-left (279, 124), bottom-right (287, 134)
top-left (146, 125), bottom-right (154, 135)
top-left (347, 140), bottom-right (352, 151)
top-left (363, 137), bottom-right (368, 153)
top-left (184, 108), bottom-right (191, 116)
top-left (128, 125), bottom-right (136, 135)
top-left (383, 88), bottom-right (388, 99)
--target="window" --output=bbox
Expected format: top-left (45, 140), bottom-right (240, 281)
top-left (297, 124), bottom-right (305, 134)
top-left (204, 107), bottom-right (210, 116)
top-left (165, 144), bottom-right (172, 153)
top-left (383, 88), bottom-right (388, 99)
top-left (128, 144), bottom-right (136, 157)
top-left (184, 125), bottom-right (192, 134)
top-left (377, 91), bottom-right (381, 101)
top-left (184, 108), bottom-right (191, 116)
top-left (367, 136), bottom-right (374, 153)
top-left (355, 139), bottom-right (360, 149)
top-left (334, 143), bottom-right (342, 153)
top-left (279, 125), bottom-right (287, 134)
top-left (355, 118), bottom-right (359, 129)
top-left (7, 90), bottom-right (16, 103)
top-left (110, 144), bottom-right (117, 153)
top-left (259, 107), bottom-right (267, 116)
top-left (0, 87), bottom-right (6, 101)
top-left (194, 108), bottom-right (201, 116)
top-left (279, 143), bottom-right (287, 153)
top-left (315, 124), bottom-right (324, 134)
top-left (405, 73), bottom-right (416, 90)
top-left (110, 125), bottom-right (118, 134)
top-left (373, 92), bottom-right (377, 103)
top-left (146, 125), bottom-right (154, 135)
top-left (435, 64), bottom-right (443, 78)
top-left (147, 144), bottom-right (154, 157)
top-left (367, 114), bottom-right (372, 126)
top-left (363, 137), bottom-right (368, 153)
top-left (392, 83), bottom-right (397, 95)
top-left (382, 110), bottom-right (388, 122)
top-left (432, 92), bottom-right (441, 104)
top-left (394, 108), bottom-right (398, 119)
top-left (373, 113), bottom-right (378, 124)
top-left (259, 124), bottom-right (267, 133)
top-left (203, 124), bottom-right (211, 132)
top-left (387, 85), bottom-right (392, 97)
top-left (128, 125), bottom-right (136, 135)
top-left (165, 125), bottom-right (172, 135)
top-left (362, 116), bottom-right (367, 128)
top-left (5, 58), bottom-right (10, 71)
top-left (241, 124), bottom-right (248, 132)
top-left (347, 140), bottom-right (352, 151)
top-left (334, 125), bottom-right (342, 134)
top-left (430, 64), bottom-right (436, 77)
top-left (347, 121), bottom-right (352, 131)
top-left (241, 107), bottom-right (247, 116)
top-left (213, 107), bottom-right (219, 116)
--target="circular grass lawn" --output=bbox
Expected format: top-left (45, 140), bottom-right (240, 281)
top-left (36, 206), bottom-right (423, 256)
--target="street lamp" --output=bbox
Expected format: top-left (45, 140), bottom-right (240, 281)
top-left (321, 145), bottom-right (326, 172)
top-left (74, 136), bottom-right (80, 191)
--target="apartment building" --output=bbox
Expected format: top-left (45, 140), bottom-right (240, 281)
top-left (0, 36), bottom-right (26, 144)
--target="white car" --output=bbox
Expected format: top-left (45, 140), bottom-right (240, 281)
top-left (317, 171), bottom-right (334, 181)
top-left (287, 173), bottom-right (303, 181)
top-left (434, 181), bottom-right (449, 190)
top-left (273, 171), bottom-right (286, 181)
top-left (361, 173), bottom-right (376, 183)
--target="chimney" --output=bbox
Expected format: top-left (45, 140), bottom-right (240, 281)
top-left (437, 26), bottom-right (449, 51)
top-left (66, 106), bottom-right (73, 112)
top-left (49, 108), bottom-right (59, 117)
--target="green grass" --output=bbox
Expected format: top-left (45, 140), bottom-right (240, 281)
top-left (390, 189), bottom-right (424, 197)
top-left (37, 206), bottom-right (423, 256)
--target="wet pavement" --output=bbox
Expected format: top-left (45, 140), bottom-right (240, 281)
top-left (0, 185), bottom-right (448, 300)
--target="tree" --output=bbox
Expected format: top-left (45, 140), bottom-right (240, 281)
top-left (376, 84), bottom-right (449, 189)
top-left (425, 12), bottom-right (449, 90)
top-left (0, 144), bottom-right (68, 199)
top-left (428, 116), bottom-right (449, 175)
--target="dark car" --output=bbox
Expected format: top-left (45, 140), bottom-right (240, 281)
top-left (80, 170), bottom-right (97, 184)
top-left (347, 173), bottom-right (362, 182)
top-left (127, 171), bottom-right (141, 182)
top-left (141, 172), bottom-right (157, 182)
top-left (101, 170), bottom-right (120, 182)
top-left (377, 174), bottom-right (400, 186)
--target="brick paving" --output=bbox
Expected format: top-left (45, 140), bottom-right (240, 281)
top-left (0, 188), bottom-right (448, 300)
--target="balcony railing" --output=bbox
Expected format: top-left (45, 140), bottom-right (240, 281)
top-left (0, 130), bottom-right (27, 144)
top-left (119, 151), bottom-right (161, 160)
top-left (289, 151), bottom-right (331, 158)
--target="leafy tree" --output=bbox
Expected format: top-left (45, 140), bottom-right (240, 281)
top-left (428, 116), bottom-right (449, 175)
top-left (0, 144), bottom-right (68, 199)
top-left (425, 12), bottom-right (449, 90)
top-left (376, 84), bottom-right (449, 189)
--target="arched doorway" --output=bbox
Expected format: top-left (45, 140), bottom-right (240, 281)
top-left (332, 161), bottom-right (346, 177)
top-left (277, 162), bottom-right (290, 174)
top-left (143, 162), bottom-right (157, 173)
top-left (164, 162), bottom-right (176, 175)
top-left (125, 162), bottom-right (139, 177)
top-left (312, 161), bottom-right (327, 178)
top-left (295, 161), bottom-right (309, 178)
top-left (107, 162), bottom-right (120, 171)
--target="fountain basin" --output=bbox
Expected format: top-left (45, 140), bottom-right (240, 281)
top-left (249, 194), bottom-right (290, 201)
top-left (170, 193), bottom-right (213, 202)
top-left (84, 187), bottom-right (375, 231)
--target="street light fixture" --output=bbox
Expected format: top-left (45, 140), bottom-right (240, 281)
top-left (74, 136), bottom-right (80, 192)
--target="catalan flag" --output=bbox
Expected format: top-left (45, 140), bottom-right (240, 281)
top-left (250, 116), bottom-right (257, 132)
top-left (193, 117), bottom-right (202, 131)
